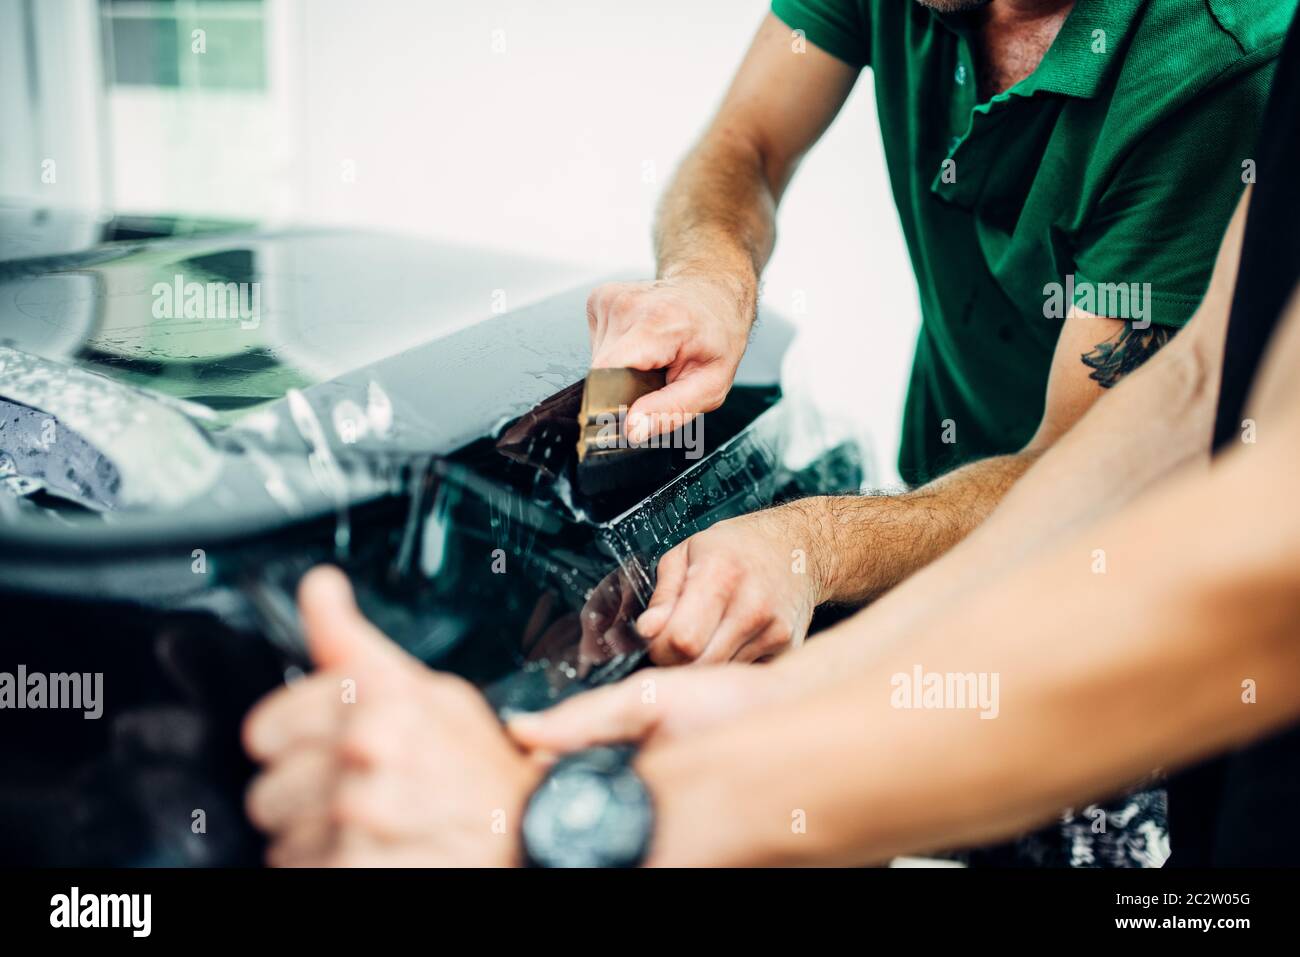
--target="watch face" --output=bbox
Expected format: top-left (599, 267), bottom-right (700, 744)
top-left (523, 751), bottom-right (653, 868)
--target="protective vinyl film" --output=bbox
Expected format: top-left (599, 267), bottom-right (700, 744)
top-left (0, 209), bottom-right (867, 864)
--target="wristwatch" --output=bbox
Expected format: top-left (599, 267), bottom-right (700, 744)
top-left (521, 745), bottom-right (654, 868)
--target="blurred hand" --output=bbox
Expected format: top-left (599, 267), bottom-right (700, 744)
top-left (638, 504), bottom-right (828, 665)
top-left (508, 664), bottom-right (780, 755)
top-left (587, 275), bottom-right (752, 441)
top-left (577, 568), bottom-right (647, 676)
top-left (243, 566), bottom-right (539, 867)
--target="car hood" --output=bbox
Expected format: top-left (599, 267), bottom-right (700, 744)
top-left (0, 205), bottom-right (794, 560)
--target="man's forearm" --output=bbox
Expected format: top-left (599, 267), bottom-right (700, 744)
top-left (640, 432), bottom-right (1300, 866)
top-left (797, 330), bottom-right (1215, 684)
top-left (785, 191), bottom-right (1247, 686)
top-left (652, 128), bottom-right (777, 319)
top-left (643, 10), bottom-right (861, 336)
top-left (791, 452), bottom-right (1037, 607)
top-left (794, 338), bottom-right (1205, 615)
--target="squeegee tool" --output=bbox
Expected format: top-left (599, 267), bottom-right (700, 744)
top-left (575, 367), bottom-right (668, 496)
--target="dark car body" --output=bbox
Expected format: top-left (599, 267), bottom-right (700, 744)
top-left (0, 204), bottom-right (865, 865)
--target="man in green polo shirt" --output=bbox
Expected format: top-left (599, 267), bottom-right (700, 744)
top-left (586, 0), bottom-right (1292, 666)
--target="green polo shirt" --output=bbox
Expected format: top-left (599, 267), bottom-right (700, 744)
top-left (771, 0), bottom-right (1293, 484)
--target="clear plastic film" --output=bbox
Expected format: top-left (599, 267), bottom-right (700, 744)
top-left (253, 382), bottom-right (872, 716)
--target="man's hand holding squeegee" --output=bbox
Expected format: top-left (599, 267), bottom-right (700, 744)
top-left (585, 273), bottom-right (755, 445)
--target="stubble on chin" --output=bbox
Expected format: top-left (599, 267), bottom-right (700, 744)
top-left (913, 0), bottom-right (994, 13)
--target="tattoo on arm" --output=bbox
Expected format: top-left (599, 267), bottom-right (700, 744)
top-left (1080, 323), bottom-right (1174, 389)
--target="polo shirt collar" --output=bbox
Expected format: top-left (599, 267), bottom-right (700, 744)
top-left (937, 0), bottom-right (1149, 100)
top-left (928, 0), bottom-right (1150, 216)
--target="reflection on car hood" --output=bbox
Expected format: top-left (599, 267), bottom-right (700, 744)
top-left (0, 206), bottom-right (792, 538)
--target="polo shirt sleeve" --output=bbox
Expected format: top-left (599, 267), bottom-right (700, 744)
top-left (770, 0), bottom-right (870, 69)
top-left (1069, 63), bottom-right (1277, 328)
